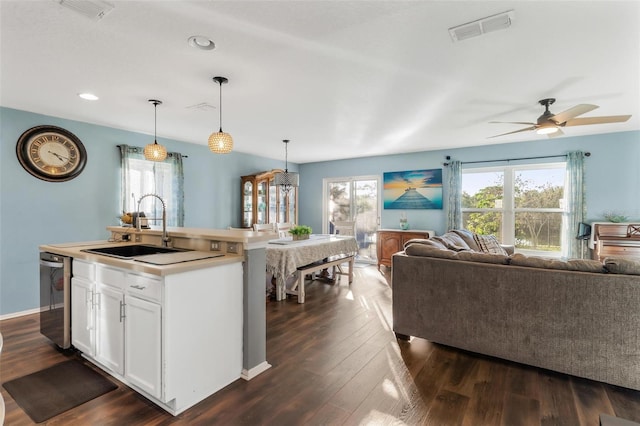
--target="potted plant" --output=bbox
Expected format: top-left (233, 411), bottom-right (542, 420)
top-left (289, 225), bottom-right (312, 240)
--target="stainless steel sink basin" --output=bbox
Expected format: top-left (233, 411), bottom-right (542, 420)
top-left (81, 244), bottom-right (191, 260)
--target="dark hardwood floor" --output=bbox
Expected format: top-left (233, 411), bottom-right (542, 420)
top-left (2, 265), bottom-right (640, 425)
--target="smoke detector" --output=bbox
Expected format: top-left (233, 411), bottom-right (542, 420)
top-left (58, 0), bottom-right (114, 21)
top-left (449, 10), bottom-right (515, 42)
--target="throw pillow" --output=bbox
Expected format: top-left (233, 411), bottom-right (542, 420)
top-left (473, 234), bottom-right (508, 255)
top-left (451, 229), bottom-right (481, 251)
top-left (433, 232), bottom-right (471, 252)
top-left (603, 257), bottom-right (640, 275)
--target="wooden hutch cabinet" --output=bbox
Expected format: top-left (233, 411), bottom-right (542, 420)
top-left (241, 170), bottom-right (298, 228)
top-left (377, 229), bottom-right (434, 270)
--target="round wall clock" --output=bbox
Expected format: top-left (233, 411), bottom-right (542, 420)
top-left (16, 125), bottom-right (87, 182)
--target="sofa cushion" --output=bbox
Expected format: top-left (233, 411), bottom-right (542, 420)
top-left (566, 259), bottom-right (606, 273)
top-left (451, 229), bottom-right (481, 251)
top-left (457, 250), bottom-right (510, 265)
top-left (603, 257), bottom-right (640, 275)
top-left (432, 232), bottom-right (471, 252)
top-left (404, 244), bottom-right (459, 260)
top-left (403, 238), bottom-right (446, 250)
top-left (473, 234), bottom-right (508, 255)
top-left (510, 253), bottom-right (568, 270)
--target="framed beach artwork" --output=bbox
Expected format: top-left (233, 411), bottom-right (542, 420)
top-left (383, 168), bottom-right (443, 209)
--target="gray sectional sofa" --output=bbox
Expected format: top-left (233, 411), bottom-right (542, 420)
top-left (391, 230), bottom-right (640, 391)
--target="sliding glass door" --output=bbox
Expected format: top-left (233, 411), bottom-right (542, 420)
top-left (323, 176), bottom-right (380, 263)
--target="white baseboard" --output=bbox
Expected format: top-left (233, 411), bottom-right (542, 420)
top-left (0, 307), bottom-right (43, 321)
top-left (241, 361), bottom-right (272, 381)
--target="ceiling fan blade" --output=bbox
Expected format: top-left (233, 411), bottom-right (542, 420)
top-left (564, 115), bottom-right (632, 126)
top-left (547, 128), bottom-right (564, 138)
top-left (487, 126), bottom-right (536, 139)
top-left (489, 121), bottom-right (536, 125)
top-left (550, 104), bottom-right (598, 124)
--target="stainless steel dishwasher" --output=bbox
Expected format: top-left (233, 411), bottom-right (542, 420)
top-left (40, 252), bottom-right (71, 349)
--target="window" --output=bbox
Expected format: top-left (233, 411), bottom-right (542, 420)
top-left (462, 162), bottom-right (566, 256)
top-left (119, 146), bottom-right (184, 227)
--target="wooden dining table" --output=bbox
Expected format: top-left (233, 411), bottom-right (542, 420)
top-left (266, 234), bottom-right (359, 301)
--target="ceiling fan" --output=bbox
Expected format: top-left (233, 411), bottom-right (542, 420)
top-left (488, 98), bottom-right (631, 138)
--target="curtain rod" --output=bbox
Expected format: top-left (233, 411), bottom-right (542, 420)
top-left (116, 144), bottom-right (188, 158)
top-left (443, 152), bottom-right (590, 166)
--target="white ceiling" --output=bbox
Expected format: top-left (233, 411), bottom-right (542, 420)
top-left (1, 1), bottom-right (639, 164)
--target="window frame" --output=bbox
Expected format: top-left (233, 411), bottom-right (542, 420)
top-left (461, 161), bottom-right (566, 254)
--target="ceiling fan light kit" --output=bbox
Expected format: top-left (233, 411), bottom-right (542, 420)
top-left (488, 97), bottom-right (632, 139)
top-left (208, 76), bottom-right (234, 154)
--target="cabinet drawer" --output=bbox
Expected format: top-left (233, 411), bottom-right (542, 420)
top-left (97, 266), bottom-right (126, 290)
top-left (73, 260), bottom-right (95, 281)
top-left (126, 274), bottom-right (162, 302)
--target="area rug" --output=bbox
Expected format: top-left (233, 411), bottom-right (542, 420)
top-left (2, 360), bottom-right (117, 423)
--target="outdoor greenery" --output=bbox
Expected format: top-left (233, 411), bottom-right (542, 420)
top-left (462, 175), bottom-right (563, 250)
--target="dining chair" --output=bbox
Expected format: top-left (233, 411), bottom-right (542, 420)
top-left (330, 220), bottom-right (357, 277)
top-left (253, 223), bottom-right (276, 232)
top-left (276, 222), bottom-right (293, 238)
top-left (331, 220), bottom-right (356, 236)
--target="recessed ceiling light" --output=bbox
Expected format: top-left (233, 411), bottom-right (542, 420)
top-left (188, 35), bottom-right (216, 51)
top-left (78, 93), bottom-right (99, 101)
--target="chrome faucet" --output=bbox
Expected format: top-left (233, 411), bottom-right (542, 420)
top-left (137, 193), bottom-right (171, 247)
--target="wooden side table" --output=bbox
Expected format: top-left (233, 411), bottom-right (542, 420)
top-left (377, 229), bottom-right (434, 270)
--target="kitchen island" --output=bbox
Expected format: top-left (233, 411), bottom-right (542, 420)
top-left (40, 226), bottom-right (274, 415)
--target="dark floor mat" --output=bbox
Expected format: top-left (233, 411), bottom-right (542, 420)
top-left (2, 359), bottom-right (118, 423)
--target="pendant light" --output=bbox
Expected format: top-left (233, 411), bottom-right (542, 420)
top-left (274, 139), bottom-right (299, 193)
top-left (143, 99), bottom-right (167, 161)
top-left (208, 76), bottom-right (234, 154)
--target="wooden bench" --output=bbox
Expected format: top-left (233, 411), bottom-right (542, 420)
top-left (285, 254), bottom-right (354, 303)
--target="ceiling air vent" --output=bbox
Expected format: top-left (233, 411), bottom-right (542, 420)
top-left (449, 10), bottom-right (515, 42)
top-left (58, 0), bottom-right (114, 21)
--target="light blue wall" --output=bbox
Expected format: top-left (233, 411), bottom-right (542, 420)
top-left (298, 131), bottom-right (640, 235)
top-left (2, 105), bottom-right (638, 316)
top-left (0, 107), bottom-right (295, 315)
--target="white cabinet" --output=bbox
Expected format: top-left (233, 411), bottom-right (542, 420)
top-left (71, 258), bottom-right (243, 416)
top-left (125, 295), bottom-right (161, 397)
top-left (94, 284), bottom-right (124, 374)
top-left (71, 276), bottom-right (95, 356)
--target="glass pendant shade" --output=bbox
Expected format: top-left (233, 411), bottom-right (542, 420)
top-left (275, 139), bottom-right (299, 193)
top-left (144, 141), bottom-right (168, 161)
top-left (274, 170), bottom-right (299, 187)
top-left (210, 76), bottom-right (233, 154)
top-left (144, 99), bottom-right (167, 161)
top-left (208, 130), bottom-right (233, 154)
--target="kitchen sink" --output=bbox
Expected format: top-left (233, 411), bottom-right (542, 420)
top-left (81, 244), bottom-right (191, 260)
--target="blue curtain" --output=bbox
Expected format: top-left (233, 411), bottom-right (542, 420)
top-left (446, 160), bottom-right (462, 231)
top-left (118, 145), bottom-right (184, 227)
top-left (562, 151), bottom-right (586, 259)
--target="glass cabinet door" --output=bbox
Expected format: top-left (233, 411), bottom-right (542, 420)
top-left (287, 187), bottom-right (297, 224)
top-left (257, 180), bottom-right (268, 224)
top-left (243, 180), bottom-right (253, 228)
top-left (269, 179), bottom-right (277, 224)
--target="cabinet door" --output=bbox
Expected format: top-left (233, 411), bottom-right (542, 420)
top-left (379, 232), bottom-right (402, 267)
top-left (95, 285), bottom-right (124, 375)
top-left (125, 295), bottom-right (162, 398)
top-left (71, 277), bottom-right (95, 356)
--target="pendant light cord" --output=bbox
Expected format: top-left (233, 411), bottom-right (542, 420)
top-left (218, 80), bottom-right (223, 132)
top-left (154, 101), bottom-right (158, 144)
